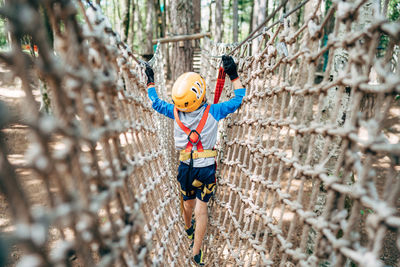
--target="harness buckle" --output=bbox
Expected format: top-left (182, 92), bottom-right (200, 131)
top-left (188, 129), bottom-right (201, 146)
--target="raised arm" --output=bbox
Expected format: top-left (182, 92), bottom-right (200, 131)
top-left (232, 78), bottom-right (243, 90)
top-left (144, 62), bottom-right (174, 119)
top-left (210, 55), bottom-right (246, 121)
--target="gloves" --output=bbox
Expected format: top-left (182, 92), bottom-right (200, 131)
top-left (222, 55), bottom-right (239, 81)
top-left (143, 61), bottom-right (154, 86)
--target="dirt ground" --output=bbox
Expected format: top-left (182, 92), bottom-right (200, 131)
top-left (0, 63), bottom-right (51, 266)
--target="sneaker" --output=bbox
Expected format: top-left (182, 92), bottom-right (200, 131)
top-left (193, 250), bottom-right (204, 266)
top-left (185, 219), bottom-right (196, 240)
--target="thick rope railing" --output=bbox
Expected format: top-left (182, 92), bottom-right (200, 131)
top-left (201, 0), bottom-right (400, 266)
top-left (0, 0), bottom-right (188, 266)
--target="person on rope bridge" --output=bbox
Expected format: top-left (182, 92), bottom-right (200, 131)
top-left (144, 55), bottom-right (245, 266)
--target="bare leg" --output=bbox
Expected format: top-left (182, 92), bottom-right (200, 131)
top-left (193, 198), bottom-right (208, 256)
top-left (183, 199), bottom-right (196, 229)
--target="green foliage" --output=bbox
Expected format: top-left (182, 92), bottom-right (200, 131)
top-left (75, 8), bottom-right (86, 25)
top-left (319, 261), bottom-right (331, 267)
top-left (0, 4), bottom-right (55, 50)
top-left (379, 0), bottom-right (400, 56)
top-left (40, 82), bottom-right (52, 114)
top-left (388, 0), bottom-right (400, 21)
top-left (0, 18), bottom-right (8, 49)
top-left (325, 0), bottom-right (333, 12)
top-left (237, 0), bottom-right (253, 41)
top-left (223, 0), bottom-right (254, 43)
top-left (360, 208), bottom-right (373, 216)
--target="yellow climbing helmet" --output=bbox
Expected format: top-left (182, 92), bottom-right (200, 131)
top-left (172, 72), bottom-right (206, 112)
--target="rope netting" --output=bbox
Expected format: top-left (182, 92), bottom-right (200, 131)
top-left (0, 0), bottom-right (399, 267)
top-left (200, 1), bottom-right (400, 266)
top-left (0, 1), bottom-right (183, 266)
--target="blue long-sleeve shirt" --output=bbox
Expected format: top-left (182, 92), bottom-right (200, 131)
top-left (148, 87), bottom-right (246, 167)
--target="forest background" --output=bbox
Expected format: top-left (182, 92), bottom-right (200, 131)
top-left (0, 0), bottom-right (398, 80)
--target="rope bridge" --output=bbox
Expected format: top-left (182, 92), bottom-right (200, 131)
top-left (0, 0), bottom-right (399, 267)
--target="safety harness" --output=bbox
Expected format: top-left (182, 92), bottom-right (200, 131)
top-left (174, 105), bottom-right (217, 200)
top-left (174, 105), bottom-right (217, 162)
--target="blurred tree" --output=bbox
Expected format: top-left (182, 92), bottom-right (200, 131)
top-left (41, 4), bottom-right (54, 49)
top-left (121, 0), bottom-right (131, 43)
top-left (134, 0), bottom-right (143, 54)
top-left (155, 0), bottom-right (165, 38)
top-left (379, 0), bottom-right (399, 57)
top-left (252, 0), bottom-right (267, 53)
top-left (233, 0), bottom-right (238, 42)
top-left (145, 0), bottom-right (154, 55)
top-left (170, 0), bottom-right (193, 79)
top-left (248, 0), bottom-right (254, 35)
top-left (387, 0), bottom-right (399, 20)
top-left (128, 1), bottom-right (135, 47)
top-left (215, 0), bottom-right (223, 42)
top-left (208, 1), bottom-right (213, 33)
top-left (194, 0), bottom-right (201, 47)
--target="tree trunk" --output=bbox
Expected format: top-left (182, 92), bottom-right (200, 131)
top-left (252, 0), bottom-right (259, 52)
top-left (320, 0), bottom-right (334, 72)
top-left (135, 0), bottom-right (143, 54)
top-left (170, 0), bottom-right (193, 80)
top-left (233, 0), bottom-right (238, 42)
top-left (116, 0), bottom-right (122, 34)
top-left (382, 0), bottom-right (389, 16)
top-left (287, 0), bottom-right (301, 31)
top-left (249, 0), bottom-right (254, 36)
top-left (128, 1), bottom-right (135, 47)
top-left (248, 0), bottom-right (254, 54)
top-left (162, 0), bottom-right (167, 36)
top-left (154, 0), bottom-right (165, 38)
top-left (193, 0), bottom-right (201, 47)
top-left (112, 0), bottom-right (117, 33)
top-left (252, 0), bottom-right (267, 54)
top-left (121, 0), bottom-right (131, 43)
top-left (208, 1), bottom-right (213, 33)
top-left (145, 0), bottom-right (154, 55)
top-left (162, 0), bottom-right (172, 80)
top-left (214, 0), bottom-right (223, 43)
top-left (272, 0), bottom-right (277, 22)
top-left (3, 0), bottom-right (11, 48)
top-left (41, 4), bottom-right (54, 49)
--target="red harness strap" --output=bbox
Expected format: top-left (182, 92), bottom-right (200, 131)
top-left (213, 66), bottom-right (226, 104)
top-left (174, 105), bottom-right (211, 153)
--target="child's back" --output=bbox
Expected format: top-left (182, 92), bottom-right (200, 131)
top-left (144, 55), bottom-right (245, 266)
